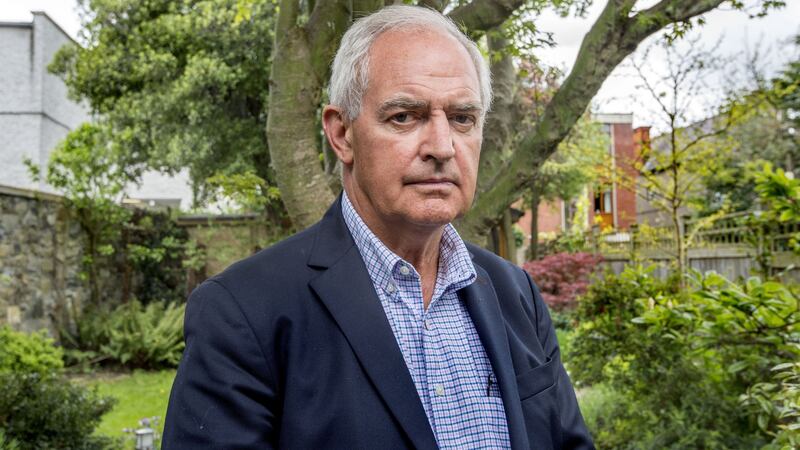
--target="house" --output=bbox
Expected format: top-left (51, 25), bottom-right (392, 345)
top-left (0, 11), bottom-right (192, 209)
top-left (516, 113), bottom-right (643, 250)
top-left (0, 12), bottom-right (89, 193)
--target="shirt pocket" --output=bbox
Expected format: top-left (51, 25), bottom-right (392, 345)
top-left (516, 357), bottom-right (556, 401)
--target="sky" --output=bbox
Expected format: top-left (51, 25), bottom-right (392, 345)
top-left (2, 0), bottom-right (798, 133)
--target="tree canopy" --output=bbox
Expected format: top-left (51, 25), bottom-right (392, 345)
top-left (51, 0), bottom-right (277, 205)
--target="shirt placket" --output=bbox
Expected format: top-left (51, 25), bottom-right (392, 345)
top-left (422, 296), bottom-right (446, 439)
top-left (388, 263), bottom-right (433, 417)
top-left (422, 265), bottom-right (459, 442)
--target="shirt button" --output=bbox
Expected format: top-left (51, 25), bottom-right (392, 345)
top-left (399, 265), bottom-right (411, 276)
top-left (386, 283), bottom-right (396, 294)
top-left (424, 320), bottom-right (431, 331)
top-left (434, 385), bottom-right (445, 396)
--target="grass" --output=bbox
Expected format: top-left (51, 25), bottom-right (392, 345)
top-left (83, 369), bottom-right (177, 443)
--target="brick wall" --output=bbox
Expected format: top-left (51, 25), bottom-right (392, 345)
top-left (614, 123), bottom-right (638, 229)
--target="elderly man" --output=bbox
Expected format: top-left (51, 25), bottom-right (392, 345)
top-left (163, 5), bottom-right (592, 449)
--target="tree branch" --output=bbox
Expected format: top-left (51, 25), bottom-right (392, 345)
top-left (306, 0), bottom-right (384, 84)
top-left (461, 0), bottom-right (726, 238)
top-left (475, 34), bottom-right (517, 200)
top-left (306, 1), bottom-right (353, 83)
top-left (447, 0), bottom-right (522, 33)
top-left (417, 0), bottom-right (448, 12)
top-left (275, 0), bottom-right (300, 43)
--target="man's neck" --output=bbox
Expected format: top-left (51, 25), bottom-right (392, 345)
top-left (344, 188), bottom-right (444, 308)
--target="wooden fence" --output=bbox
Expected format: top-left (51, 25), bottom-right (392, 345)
top-left (581, 211), bottom-right (799, 281)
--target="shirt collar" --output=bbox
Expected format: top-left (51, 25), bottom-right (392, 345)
top-left (341, 190), bottom-right (476, 296)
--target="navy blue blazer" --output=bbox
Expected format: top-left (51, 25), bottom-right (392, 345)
top-left (163, 197), bottom-right (593, 449)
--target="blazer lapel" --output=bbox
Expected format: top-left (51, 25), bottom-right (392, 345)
top-left (460, 264), bottom-right (530, 450)
top-left (307, 198), bottom-right (438, 450)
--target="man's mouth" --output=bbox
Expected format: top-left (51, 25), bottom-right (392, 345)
top-left (406, 177), bottom-right (457, 186)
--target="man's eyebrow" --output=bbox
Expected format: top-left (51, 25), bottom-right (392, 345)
top-left (376, 97), bottom-right (484, 117)
top-left (377, 97), bottom-right (429, 116)
top-left (448, 102), bottom-right (483, 114)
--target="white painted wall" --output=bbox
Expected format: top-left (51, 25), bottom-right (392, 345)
top-left (0, 12), bottom-right (193, 208)
top-left (0, 13), bottom-right (88, 192)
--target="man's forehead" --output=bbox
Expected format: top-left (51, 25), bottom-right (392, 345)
top-left (369, 29), bottom-right (477, 76)
top-left (365, 29), bottom-right (481, 105)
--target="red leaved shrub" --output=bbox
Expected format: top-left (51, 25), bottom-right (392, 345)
top-left (522, 252), bottom-right (604, 311)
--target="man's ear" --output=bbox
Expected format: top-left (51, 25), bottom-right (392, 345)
top-left (322, 105), bottom-right (353, 165)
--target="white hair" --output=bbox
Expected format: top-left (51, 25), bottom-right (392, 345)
top-left (328, 5), bottom-right (492, 123)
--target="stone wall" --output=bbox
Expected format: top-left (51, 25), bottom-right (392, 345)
top-left (177, 213), bottom-right (282, 278)
top-left (0, 185), bottom-right (88, 335)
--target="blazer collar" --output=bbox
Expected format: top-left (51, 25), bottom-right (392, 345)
top-left (460, 265), bottom-right (531, 450)
top-left (307, 195), bottom-right (438, 450)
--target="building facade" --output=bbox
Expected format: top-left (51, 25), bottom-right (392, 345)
top-left (516, 113), bottom-right (644, 257)
top-left (0, 11), bottom-right (193, 208)
top-left (0, 12), bottom-right (90, 192)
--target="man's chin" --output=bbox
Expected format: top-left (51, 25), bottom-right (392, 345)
top-left (404, 207), bottom-right (463, 229)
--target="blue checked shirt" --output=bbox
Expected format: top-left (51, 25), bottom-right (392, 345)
top-left (342, 192), bottom-right (511, 449)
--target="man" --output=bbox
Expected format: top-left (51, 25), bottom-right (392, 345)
top-left (163, 5), bottom-right (592, 449)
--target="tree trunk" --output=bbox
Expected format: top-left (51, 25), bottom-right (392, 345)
top-left (502, 209), bottom-right (517, 264)
top-left (458, 32), bottom-right (518, 245)
top-left (266, 22), bottom-right (335, 230)
top-left (82, 221), bottom-right (100, 307)
top-left (528, 190), bottom-right (541, 261)
top-left (672, 208), bottom-right (685, 287)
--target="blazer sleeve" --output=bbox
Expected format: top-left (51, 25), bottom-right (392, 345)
top-left (162, 279), bottom-right (279, 449)
top-left (526, 272), bottom-right (595, 450)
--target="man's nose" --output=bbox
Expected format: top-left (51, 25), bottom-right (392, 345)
top-left (420, 113), bottom-right (455, 162)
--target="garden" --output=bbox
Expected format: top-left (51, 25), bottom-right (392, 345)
top-left (2, 0), bottom-right (799, 448)
top-left (2, 162), bottom-right (797, 450)
top-left (524, 165), bottom-right (800, 449)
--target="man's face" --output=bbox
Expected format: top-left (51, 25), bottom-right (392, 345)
top-left (338, 28), bottom-right (483, 232)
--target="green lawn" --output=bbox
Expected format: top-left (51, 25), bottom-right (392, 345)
top-left (86, 369), bottom-right (176, 442)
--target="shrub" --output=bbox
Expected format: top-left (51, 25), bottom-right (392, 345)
top-left (0, 372), bottom-right (116, 450)
top-left (0, 326), bottom-right (63, 375)
top-left (0, 327), bottom-right (116, 449)
top-left (741, 362), bottom-right (800, 449)
top-left (62, 301), bottom-right (186, 370)
top-left (0, 429), bottom-right (21, 450)
top-left (522, 252), bottom-right (603, 311)
top-left (568, 265), bottom-right (670, 385)
top-left (548, 309), bottom-right (576, 331)
top-left (60, 307), bottom-right (112, 368)
top-left (123, 209), bottom-right (195, 304)
top-left (102, 301), bottom-right (186, 369)
top-left (570, 266), bottom-right (799, 448)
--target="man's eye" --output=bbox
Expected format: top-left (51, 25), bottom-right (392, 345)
top-left (452, 114), bottom-right (475, 125)
top-left (391, 113), bottom-right (411, 123)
